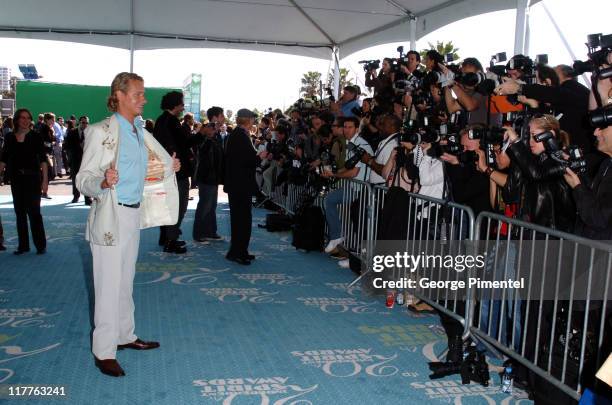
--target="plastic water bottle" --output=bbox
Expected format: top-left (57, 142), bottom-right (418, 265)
top-left (396, 289), bottom-right (404, 306)
top-left (501, 366), bottom-right (513, 394)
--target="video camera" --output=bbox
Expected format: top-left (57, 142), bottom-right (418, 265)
top-left (359, 59), bottom-right (380, 72)
top-left (573, 33), bottom-right (612, 79)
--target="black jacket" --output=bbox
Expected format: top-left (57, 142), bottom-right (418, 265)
top-left (0, 131), bottom-right (46, 178)
top-left (195, 136), bottom-right (224, 185)
top-left (523, 80), bottom-right (592, 152)
top-left (63, 128), bottom-right (84, 166)
top-left (223, 127), bottom-right (259, 196)
top-left (572, 157), bottom-right (612, 240)
top-left (153, 111), bottom-right (192, 180)
top-left (506, 141), bottom-right (576, 233)
top-left (445, 161), bottom-right (492, 218)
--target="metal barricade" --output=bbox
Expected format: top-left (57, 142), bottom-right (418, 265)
top-left (366, 185), bottom-right (476, 326)
top-left (467, 212), bottom-right (612, 401)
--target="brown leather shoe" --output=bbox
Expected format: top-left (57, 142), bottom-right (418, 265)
top-left (94, 357), bottom-right (125, 377)
top-left (117, 338), bottom-right (160, 351)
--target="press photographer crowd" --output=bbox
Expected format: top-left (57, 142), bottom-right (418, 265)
top-left (0, 33), bottom-right (610, 404)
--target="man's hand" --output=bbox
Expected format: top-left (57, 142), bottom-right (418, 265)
top-left (495, 77), bottom-right (521, 96)
top-left (320, 169), bottom-right (334, 178)
top-left (172, 152), bottom-right (181, 172)
top-left (360, 152), bottom-right (372, 164)
top-left (258, 150), bottom-right (269, 160)
top-left (518, 95), bottom-right (539, 108)
top-left (563, 168), bottom-right (581, 189)
top-left (440, 153), bottom-right (459, 165)
top-left (475, 149), bottom-right (488, 172)
top-left (102, 161), bottom-right (119, 189)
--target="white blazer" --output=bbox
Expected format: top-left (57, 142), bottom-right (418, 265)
top-left (76, 114), bottom-right (179, 246)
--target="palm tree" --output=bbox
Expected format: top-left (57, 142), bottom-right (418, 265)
top-left (420, 40), bottom-right (460, 62)
top-left (326, 67), bottom-right (354, 95)
top-left (300, 71), bottom-right (322, 99)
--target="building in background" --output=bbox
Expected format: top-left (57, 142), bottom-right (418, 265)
top-left (0, 66), bottom-right (10, 92)
top-left (183, 73), bottom-right (202, 122)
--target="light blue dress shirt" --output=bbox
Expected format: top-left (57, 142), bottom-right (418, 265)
top-left (115, 113), bottom-right (147, 204)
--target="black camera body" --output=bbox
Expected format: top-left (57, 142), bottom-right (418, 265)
top-left (428, 346), bottom-right (490, 387)
top-left (344, 144), bottom-right (368, 170)
top-left (535, 131), bottom-right (588, 176)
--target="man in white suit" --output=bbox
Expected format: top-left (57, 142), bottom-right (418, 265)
top-left (77, 72), bottom-right (180, 377)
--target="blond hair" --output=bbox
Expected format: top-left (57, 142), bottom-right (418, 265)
top-left (530, 114), bottom-right (570, 147)
top-left (107, 72), bottom-right (144, 112)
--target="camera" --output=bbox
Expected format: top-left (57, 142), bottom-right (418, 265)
top-left (359, 59), bottom-right (381, 72)
top-left (428, 346), bottom-right (490, 387)
top-left (468, 127), bottom-right (506, 144)
top-left (535, 131), bottom-right (588, 175)
top-left (455, 71), bottom-right (487, 87)
top-left (573, 33), bottom-right (612, 78)
top-left (344, 143), bottom-right (368, 170)
top-left (589, 106), bottom-right (612, 129)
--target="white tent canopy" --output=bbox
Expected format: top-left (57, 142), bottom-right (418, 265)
top-left (0, 0), bottom-right (536, 60)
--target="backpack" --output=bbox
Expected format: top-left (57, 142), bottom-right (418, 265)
top-left (292, 205), bottom-right (325, 252)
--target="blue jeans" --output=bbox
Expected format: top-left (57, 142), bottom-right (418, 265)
top-left (193, 183), bottom-right (218, 239)
top-left (323, 188), bottom-right (350, 240)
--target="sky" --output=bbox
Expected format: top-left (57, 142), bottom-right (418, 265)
top-left (0, 0), bottom-right (609, 117)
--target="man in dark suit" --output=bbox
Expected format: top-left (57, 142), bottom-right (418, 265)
top-left (63, 116), bottom-right (92, 204)
top-left (224, 108), bottom-right (268, 265)
top-left (153, 91), bottom-right (191, 254)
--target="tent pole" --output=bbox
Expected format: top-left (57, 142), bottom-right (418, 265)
top-left (333, 47), bottom-right (340, 100)
top-left (541, 1), bottom-right (590, 86)
top-left (513, 0), bottom-right (528, 55)
top-left (409, 17), bottom-right (417, 51)
top-left (129, 0), bottom-right (135, 73)
top-left (129, 34), bottom-right (134, 73)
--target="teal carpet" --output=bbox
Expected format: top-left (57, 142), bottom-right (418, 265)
top-left (0, 195), bottom-right (531, 404)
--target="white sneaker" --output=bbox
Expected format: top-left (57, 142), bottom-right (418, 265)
top-left (325, 237), bottom-right (344, 253)
top-left (338, 259), bottom-right (350, 269)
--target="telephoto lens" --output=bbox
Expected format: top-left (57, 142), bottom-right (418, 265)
top-left (589, 107), bottom-right (612, 129)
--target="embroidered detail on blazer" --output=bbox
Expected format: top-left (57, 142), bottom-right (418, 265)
top-left (102, 137), bottom-right (117, 151)
top-left (103, 232), bottom-right (115, 246)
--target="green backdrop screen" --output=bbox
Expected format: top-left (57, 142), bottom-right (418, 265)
top-left (16, 81), bottom-right (179, 123)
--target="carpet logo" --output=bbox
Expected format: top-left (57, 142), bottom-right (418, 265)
top-left (135, 267), bottom-right (228, 285)
top-left (358, 324), bottom-right (445, 349)
top-left (325, 283), bottom-right (362, 297)
top-left (291, 348), bottom-right (399, 378)
top-left (0, 308), bottom-right (60, 328)
top-left (234, 274), bottom-right (309, 287)
top-left (408, 379), bottom-right (528, 402)
top-left (200, 288), bottom-right (286, 304)
top-left (297, 297), bottom-right (378, 314)
top-left (192, 377), bottom-right (317, 404)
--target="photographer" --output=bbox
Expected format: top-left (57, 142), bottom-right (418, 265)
top-left (365, 58), bottom-right (394, 96)
top-left (442, 58), bottom-right (499, 126)
top-left (564, 108), bottom-right (612, 239)
top-left (331, 85), bottom-right (361, 118)
top-left (440, 127), bottom-right (492, 218)
top-left (321, 117), bottom-right (373, 254)
top-left (360, 114), bottom-right (402, 185)
top-left (504, 114), bottom-right (576, 232)
top-left (495, 63), bottom-right (594, 155)
top-left (262, 119), bottom-right (291, 196)
top-left (331, 117), bottom-right (347, 170)
top-left (357, 98), bottom-right (382, 149)
top-left (289, 109), bottom-right (308, 146)
top-left (514, 63), bottom-right (560, 113)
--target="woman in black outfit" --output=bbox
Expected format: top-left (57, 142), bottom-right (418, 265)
top-left (0, 108), bottom-right (48, 255)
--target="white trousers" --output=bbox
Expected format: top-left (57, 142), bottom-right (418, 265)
top-left (91, 205), bottom-right (140, 360)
